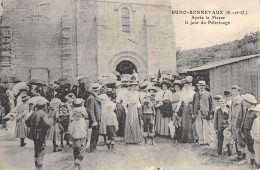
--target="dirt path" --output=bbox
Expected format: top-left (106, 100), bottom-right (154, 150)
top-left (0, 129), bottom-right (249, 170)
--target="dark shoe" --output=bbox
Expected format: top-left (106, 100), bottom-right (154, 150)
top-left (53, 148), bottom-right (62, 152)
top-left (20, 143), bottom-right (27, 147)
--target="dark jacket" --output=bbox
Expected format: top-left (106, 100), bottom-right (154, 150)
top-left (26, 110), bottom-right (50, 140)
top-left (192, 90), bottom-right (214, 117)
top-left (214, 107), bottom-right (229, 131)
top-left (236, 104), bottom-right (257, 130)
top-left (86, 92), bottom-right (101, 123)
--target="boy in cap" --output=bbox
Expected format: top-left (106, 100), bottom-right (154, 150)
top-left (251, 104), bottom-right (260, 168)
top-left (141, 94), bottom-right (156, 145)
top-left (69, 107), bottom-right (87, 170)
top-left (26, 100), bottom-right (50, 170)
top-left (236, 94), bottom-right (257, 166)
top-left (214, 98), bottom-right (229, 156)
top-left (229, 85), bottom-right (244, 161)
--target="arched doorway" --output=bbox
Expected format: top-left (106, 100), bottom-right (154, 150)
top-left (116, 60), bottom-right (137, 75)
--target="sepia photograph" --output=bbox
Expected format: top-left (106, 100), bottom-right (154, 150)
top-left (0, 0), bottom-right (259, 169)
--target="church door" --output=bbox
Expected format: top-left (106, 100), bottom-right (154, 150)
top-left (116, 60), bottom-right (137, 75)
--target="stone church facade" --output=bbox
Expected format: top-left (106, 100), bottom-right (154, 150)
top-left (0, 0), bottom-right (176, 83)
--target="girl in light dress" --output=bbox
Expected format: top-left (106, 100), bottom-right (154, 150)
top-left (5, 113), bottom-right (16, 140)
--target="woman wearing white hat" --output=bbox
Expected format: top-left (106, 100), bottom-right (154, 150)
top-left (124, 80), bottom-right (143, 144)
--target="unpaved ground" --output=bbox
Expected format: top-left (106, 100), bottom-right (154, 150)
top-left (0, 128), bottom-right (250, 170)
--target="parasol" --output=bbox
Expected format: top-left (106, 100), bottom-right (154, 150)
top-left (27, 96), bottom-right (49, 105)
top-left (12, 82), bottom-right (28, 96)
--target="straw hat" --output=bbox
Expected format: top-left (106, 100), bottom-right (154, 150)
top-left (139, 81), bottom-right (149, 90)
top-left (214, 95), bottom-right (223, 100)
top-left (146, 84), bottom-right (157, 92)
top-left (90, 83), bottom-right (102, 91)
top-left (223, 128), bottom-right (233, 140)
top-left (232, 85), bottom-right (241, 91)
top-left (128, 80), bottom-right (139, 86)
top-left (173, 80), bottom-right (182, 87)
top-left (160, 80), bottom-right (171, 87)
top-left (74, 98), bottom-right (84, 106)
top-left (241, 94), bottom-right (257, 104)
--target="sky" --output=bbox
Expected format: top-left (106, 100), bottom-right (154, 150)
top-left (170, 0), bottom-right (260, 50)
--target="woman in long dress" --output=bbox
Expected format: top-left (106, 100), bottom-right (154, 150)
top-left (15, 95), bottom-right (30, 147)
top-left (175, 79), bottom-right (195, 143)
top-left (124, 81), bottom-right (143, 144)
top-left (155, 81), bottom-right (173, 137)
top-left (171, 80), bottom-right (182, 142)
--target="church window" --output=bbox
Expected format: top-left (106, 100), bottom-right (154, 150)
top-left (122, 8), bottom-right (130, 33)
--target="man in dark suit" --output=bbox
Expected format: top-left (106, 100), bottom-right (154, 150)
top-left (86, 83), bottom-right (102, 152)
top-left (192, 80), bottom-right (214, 145)
top-left (26, 100), bottom-right (50, 170)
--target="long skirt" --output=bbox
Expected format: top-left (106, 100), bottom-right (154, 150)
top-left (15, 118), bottom-right (29, 138)
top-left (124, 104), bottom-right (142, 144)
top-left (180, 104), bottom-right (194, 143)
top-left (47, 119), bottom-right (60, 141)
top-left (155, 108), bottom-right (170, 136)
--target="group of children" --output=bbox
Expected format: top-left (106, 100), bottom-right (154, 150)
top-left (212, 87), bottom-right (260, 168)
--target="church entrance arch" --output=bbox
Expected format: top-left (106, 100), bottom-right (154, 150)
top-left (107, 51), bottom-right (147, 80)
top-left (116, 60), bottom-right (137, 75)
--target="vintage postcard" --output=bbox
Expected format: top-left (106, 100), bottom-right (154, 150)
top-left (0, 0), bottom-right (259, 169)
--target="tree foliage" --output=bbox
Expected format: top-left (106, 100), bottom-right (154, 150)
top-left (177, 31), bottom-right (260, 69)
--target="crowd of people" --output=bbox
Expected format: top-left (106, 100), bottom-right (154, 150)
top-left (0, 72), bottom-right (260, 170)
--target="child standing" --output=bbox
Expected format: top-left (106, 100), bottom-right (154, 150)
top-left (47, 98), bottom-right (62, 152)
top-left (68, 107), bottom-right (87, 170)
top-left (214, 98), bottom-right (229, 156)
top-left (59, 103), bottom-right (72, 147)
top-left (103, 100), bottom-right (118, 151)
top-left (250, 104), bottom-right (260, 168)
top-left (99, 94), bottom-right (111, 145)
top-left (5, 113), bottom-right (16, 140)
top-left (141, 94), bottom-right (156, 145)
